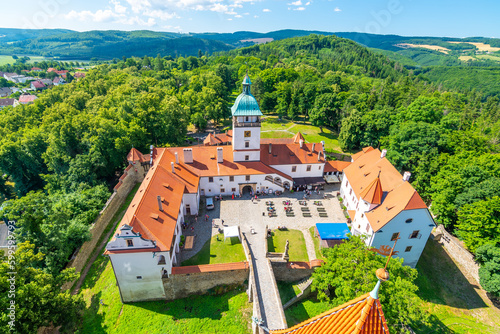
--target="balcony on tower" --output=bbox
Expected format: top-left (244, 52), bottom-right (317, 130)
top-left (233, 115), bottom-right (261, 127)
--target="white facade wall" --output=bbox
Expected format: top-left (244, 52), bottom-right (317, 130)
top-left (339, 176), bottom-right (358, 210)
top-left (109, 251), bottom-right (168, 302)
top-left (198, 174), bottom-right (287, 196)
top-left (270, 163), bottom-right (324, 179)
top-left (232, 125), bottom-right (261, 151)
top-left (182, 192), bottom-right (199, 216)
top-left (355, 209), bottom-right (434, 268)
top-left (233, 149), bottom-right (261, 162)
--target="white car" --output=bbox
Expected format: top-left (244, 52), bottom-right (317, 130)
top-left (206, 197), bottom-right (214, 210)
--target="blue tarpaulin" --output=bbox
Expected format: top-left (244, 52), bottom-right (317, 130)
top-left (316, 223), bottom-right (350, 240)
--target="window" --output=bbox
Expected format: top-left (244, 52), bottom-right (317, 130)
top-left (245, 141), bottom-right (250, 148)
top-left (246, 175), bottom-right (250, 181)
top-left (365, 224), bottom-right (370, 232)
top-left (245, 116), bottom-right (249, 122)
top-left (349, 189), bottom-right (352, 195)
top-left (229, 176), bottom-right (234, 182)
top-left (390, 232), bottom-right (400, 241)
top-left (405, 246), bottom-right (413, 252)
top-left (405, 218), bottom-right (413, 223)
top-left (319, 166), bottom-right (321, 170)
top-left (231, 188), bottom-right (236, 192)
top-left (220, 188), bottom-right (225, 193)
top-left (409, 230), bottom-right (420, 239)
top-left (209, 177), bottom-right (213, 183)
top-left (126, 239), bottom-right (134, 247)
top-left (201, 189), bottom-right (205, 195)
top-left (306, 165), bottom-right (311, 172)
top-left (244, 131), bottom-right (251, 138)
top-left (292, 166), bottom-right (297, 173)
top-left (245, 155), bottom-right (249, 161)
top-left (136, 276), bottom-right (143, 280)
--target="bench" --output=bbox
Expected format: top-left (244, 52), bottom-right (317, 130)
top-left (319, 213), bottom-right (328, 217)
top-left (317, 208), bottom-right (326, 212)
top-left (184, 236), bottom-right (195, 250)
top-left (301, 207), bottom-right (310, 211)
top-left (303, 213), bottom-right (312, 217)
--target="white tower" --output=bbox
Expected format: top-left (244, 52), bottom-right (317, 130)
top-left (231, 74), bottom-right (263, 162)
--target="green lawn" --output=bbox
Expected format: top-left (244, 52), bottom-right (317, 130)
top-left (78, 256), bottom-right (251, 333)
top-left (308, 227), bottom-right (326, 261)
top-left (0, 55), bottom-right (15, 66)
top-left (277, 281), bottom-right (303, 305)
top-left (267, 229), bottom-right (309, 262)
top-left (260, 116), bottom-right (343, 152)
top-left (181, 234), bottom-right (247, 266)
top-left (284, 297), bottom-right (333, 327)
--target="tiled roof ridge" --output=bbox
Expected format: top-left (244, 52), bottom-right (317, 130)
top-left (270, 293), bottom-right (371, 334)
top-left (133, 215), bottom-right (168, 250)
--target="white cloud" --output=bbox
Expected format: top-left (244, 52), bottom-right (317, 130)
top-left (244, 12), bottom-right (250, 15)
top-left (334, 7), bottom-right (341, 12)
top-left (262, 8), bottom-right (270, 12)
top-left (294, 6), bottom-right (305, 10)
top-left (227, 18), bottom-right (233, 20)
top-left (254, 15), bottom-right (259, 18)
top-left (288, 0), bottom-right (302, 5)
top-left (210, 3), bottom-right (229, 12)
top-left (235, 14), bottom-right (242, 18)
top-left (64, 9), bottom-right (121, 22)
top-left (110, 0), bottom-right (128, 14)
top-left (143, 9), bottom-right (179, 20)
top-left (125, 0), bottom-right (151, 13)
top-left (119, 16), bottom-right (156, 26)
top-left (305, 1), bottom-right (311, 5)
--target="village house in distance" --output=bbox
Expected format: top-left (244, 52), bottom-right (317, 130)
top-left (105, 75), bottom-right (434, 302)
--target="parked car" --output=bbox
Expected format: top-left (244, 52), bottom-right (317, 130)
top-left (206, 197), bottom-right (214, 210)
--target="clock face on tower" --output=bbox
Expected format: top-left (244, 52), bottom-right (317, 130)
top-left (244, 131), bottom-right (251, 138)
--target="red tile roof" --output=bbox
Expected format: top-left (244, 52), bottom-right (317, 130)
top-left (127, 148), bottom-right (146, 162)
top-left (270, 292), bottom-right (389, 334)
top-left (292, 132), bottom-right (305, 143)
top-left (324, 160), bottom-right (351, 173)
top-left (260, 141), bottom-right (325, 166)
top-left (360, 177), bottom-right (383, 205)
top-left (351, 146), bottom-right (374, 161)
top-left (19, 95), bottom-right (37, 103)
top-left (31, 81), bottom-right (45, 89)
top-left (344, 148), bottom-right (427, 231)
top-left (172, 262), bottom-right (249, 275)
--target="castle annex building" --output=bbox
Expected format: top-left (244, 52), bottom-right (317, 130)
top-left (105, 75), bottom-right (433, 302)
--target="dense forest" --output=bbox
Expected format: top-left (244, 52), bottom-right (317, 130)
top-left (0, 34), bottom-right (499, 331)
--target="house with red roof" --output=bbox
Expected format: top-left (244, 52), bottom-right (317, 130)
top-left (30, 80), bottom-right (46, 91)
top-left (340, 147), bottom-right (435, 267)
top-left (19, 94), bottom-right (38, 104)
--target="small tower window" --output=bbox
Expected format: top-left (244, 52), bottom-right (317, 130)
top-left (391, 232), bottom-right (400, 241)
top-left (245, 142), bottom-right (250, 148)
top-left (245, 155), bottom-right (249, 161)
top-left (306, 165), bottom-right (311, 172)
top-left (230, 176), bottom-right (234, 182)
top-left (405, 219), bottom-right (413, 223)
top-left (126, 239), bottom-right (134, 247)
top-left (292, 166), bottom-right (297, 172)
top-left (245, 116), bottom-right (249, 122)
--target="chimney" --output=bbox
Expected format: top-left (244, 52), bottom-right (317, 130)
top-left (317, 151), bottom-right (321, 161)
top-left (217, 147), bottom-right (223, 163)
top-left (299, 139), bottom-right (304, 148)
top-left (175, 152), bottom-right (179, 164)
top-left (150, 145), bottom-right (154, 165)
top-left (403, 171), bottom-right (411, 182)
top-left (183, 148), bottom-right (193, 164)
top-left (171, 162), bottom-right (175, 174)
top-left (381, 149), bottom-right (387, 159)
top-left (157, 195), bottom-right (163, 212)
top-left (269, 143), bottom-right (272, 154)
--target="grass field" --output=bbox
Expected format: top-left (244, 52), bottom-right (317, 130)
top-left (476, 54), bottom-right (500, 62)
top-left (260, 116), bottom-right (343, 152)
top-left (78, 255), bottom-right (252, 334)
top-left (267, 229), bottom-right (309, 262)
top-left (0, 55), bottom-right (15, 66)
top-left (181, 234), bottom-right (247, 266)
top-left (277, 280), bottom-right (303, 305)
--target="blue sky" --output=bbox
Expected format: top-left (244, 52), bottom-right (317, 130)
top-left (2, 0), bottom-right (499, 37)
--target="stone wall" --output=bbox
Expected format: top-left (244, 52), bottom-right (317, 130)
top-left (65, 163), bottom-right (144, 290)
top-left (163, 262), bottom-right (249, 301)
top-left (434, 225), bottom-right (480, 284)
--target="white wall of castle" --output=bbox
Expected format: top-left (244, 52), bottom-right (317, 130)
top-left (270, 163), bottom-right (325, 179)
top-left (198, 174), bottom-right (289, 196)
top-left (233, 149), bottom-right (261, 162)
top-left (109, 251), bottom-right (169, 302)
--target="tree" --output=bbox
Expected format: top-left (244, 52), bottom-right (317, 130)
top-left (0, 241), bottom-right (85, 333)
top-left (312, 236), bottom-right (428, 331)
top-left (476, 244), bottom-right (500, 298)
top-left (154, 54), bottom-right (164, 71)
top-left (456, 196), bottom-right (500, 253)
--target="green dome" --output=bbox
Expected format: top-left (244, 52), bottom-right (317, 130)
top-left (231, 75), bottom-right (263, 116)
